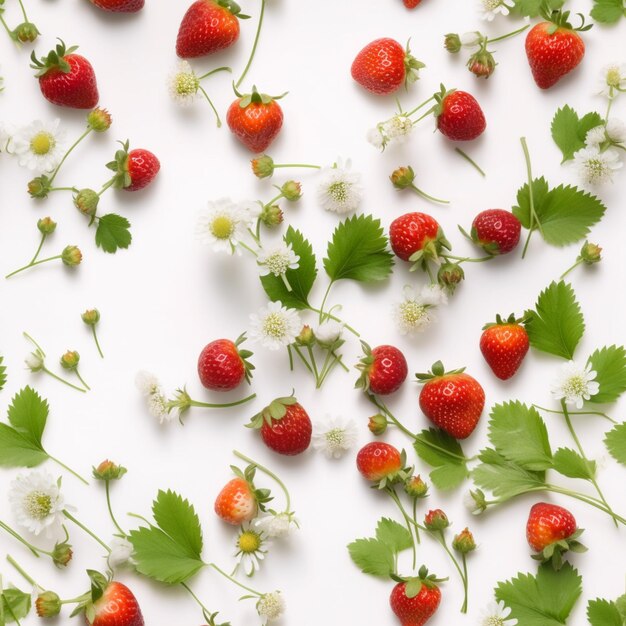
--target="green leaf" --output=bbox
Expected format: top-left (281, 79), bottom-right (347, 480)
top-left (587, 598), bottom-right (622, 626)
top-left (591, 0), bottom-right (625, 23)
top-left (152, 490), bottom-right (203, 558)
top-left (0, 424), bottom-right (48, 468)
top-left (495, 563), bottom-right (582, 625)
top-left (95, 214), bottom-right (132, 253)
top-left (488, 402), bottom-right (553, 471)
top-left (260, 227), bottom-right (317, 310)
top-left (1, 588), bottom-right (32, 623)
top-left (7, 386), bottom-right (48, 448)
top-left (413, 428), bottom-right (469, 490)
top-left (347, 538), bottom-right (395, 578)
top-left (604, 422), bottom-right (626, 467)
top-left (0, 356), bottom-right (6, 391)
top-left (525, 281), bottom-right (584, 360)
top-left (323, 214), bottom-right (394, 283)
top-left (512, 0), bottom-right (563, 16)
top-left (512, 177), bottom-right (550, 229)
top-left (553, 448), bottom-right (595, 479)
top-left (375, 518), bottom-right (413, 553)
top-left (551, 106), bottom-right (603, 162)
top-left (588, 345), bottom-right (626, 404)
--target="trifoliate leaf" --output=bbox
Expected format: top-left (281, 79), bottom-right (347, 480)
top-left (591, 0), bottom-right (626, 23)
top-left (95, 214), bottom-right (132, 253)
top-left (0, 356), bottom-right (6, 391)
top-left (347, 538), bottom-right (396, 578)
top-left (324, 214), bottom-right (394, 283)
top-left (587, 598), bottom-right (622, 626)
top-left (413, 428), bottom-right (469, 490)
top-left (553, 448), bottom-right (596, 480)
top-left (525, 281), bottom-right (584, 360)
top-left (551, 106), bottom-right (603, 162)
top-left (512, 0), bottom-right (564, 16)
top-left (152, 490), bottom-right (203, 558)
top-left (375, 518), bottom-right (413, 553)
top-left (588, 345), bottom-right (626, 404)
top-left (260, 227), bottom-right (317, 310)
top-left (1, 588), bottom-right (32, 623)
top-left (488, 402), bottom-right (553, 471)
top-left (604, 422), bottom-right (626, 467)
top-left (495, 563), bottom-right (582, 625)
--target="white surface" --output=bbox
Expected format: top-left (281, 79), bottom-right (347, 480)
top-left (1, 0), bottom-right (626, 624)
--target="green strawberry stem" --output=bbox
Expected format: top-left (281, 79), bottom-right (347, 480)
top-left (368, 396), bottom-right (417, 439)
top-left (28, 233), bottom-right (47, 265)
top-left (73, 368), bottom-right (90, 391)
top-left (0, 15), bottom-right (14, 42)
top-left (197, 66), bottom-right (232, 81)
top-left (41, 366), bottom-right (88, 394)
top-left (273, 163), bottom-right (321, 170)
top-left (442, 254), bottom-right (493, 264)
top-left (386, 488), bottom-right (418, 568)
top-left (181, 582), bottom-right (221, 624)
top-left (198, 85), bottom-right (223, 128)
top-left (16, 0), bottom-right (29, 23)
top-left (49, 186), bottom-right (79, 193)
top-left (62, 511), bottom-right (111, 554)
top-left (533, 404), bottom-right (616, 424)
top-left (0, 521), bottom-right (47, 558)
top-left (315, 282), bottom-right (360, 336)
top-left (238, 240), bottom-right (259, 257)
top-left (404, 95), bottom-right (436, 118)
top-left (434, 530), bottom-right (468, 613)
top-left (316, 350), bottom-right (348, 388)
top-left (185, 392), bottom-right (257, 409)
top-left (487, 23), bottom-right (530, 44)
top-left (105, 481), bottom-right (126, 536)
top-left (408, 184), bottom-right (449, 205)
top-left (235, 0), bottom-right (266, 89)
top-left (560, 258), bottom-right (584, 279)
top-left (6, 555), bottom-right (40, 590)
top-left (454, 148), bottom-right (486, 177)
top-left (98, 177), bottom-right (116, 197)
top-left (91, 326), bottom-right (104, 359)
top-left (48, 128), bottom-right (92, 186)
top-left (48, 454), bottom-right (89, 485)
top-left (209, 562), bottom-right (263, 597)
top-left (519, 137), bottom-right (544, 259)
top-left (291, 344), bottom-right (314, 376)
top-left (5, 254), bottom-right (65, 278)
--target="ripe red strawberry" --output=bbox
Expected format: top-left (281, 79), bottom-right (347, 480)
top-left (107, 141), bottom-right (160, 191)
top-left (89, 0), bottom-right (144, 12)
top-left (356, 441), bottom-right (408, 485)
top-left (403, 0), bottom-right (422, 8)
top-left (351, 38), bottom-right (424, 95)
top-left (30, 41), bottom-right (99, 109)
top-left (176, 0), bottom-right (243, 58)
top-left (248, 395), bottom-right (311, 455)
top-left (434, 87), bottom-right (486, 141)
top-left (525, 11), bottom-right (587, 89)
top-left (390, 567), bottom-right (443, 626)
top-left (480, 314), bottom-right (529, 380)
top-left (389, 212), bottom-right (449, 263)
top-left (78, 574), bottom-right (144, 626)
top-left (417, 361), bottom-right (485, 439)
top-left (356, 342), bottom-right (408, 395)
top-left (214, 477), bottom-right (258, 525)
top-left (526, 502), bottom-right (586, 569)
top-left (227, 87), bottom-right (285, 153)
top-left (198, 334), bottom-right (254, 391)
top-left (469, 209), bottom-right (521, 255)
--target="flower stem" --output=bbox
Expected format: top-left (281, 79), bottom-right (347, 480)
top-left (197, 66), bottom-right (232, 81)
top-left (519, 137), bottom-right (543, 258)
top-left (16, 0), bottom-right (29, 22)
top-left (181, 582), bottom-right (218, 623)
top-left (235, 0), bottom-right (266, 89)
top-left (5, 255), bottom-right (63, 278)
top-left (105, 481), bottom-right (127, 536)
top-left (42, 367), bottom-right (87, 393)
top-left (386, 489), bottom-right (418, 570)
top-left (92, 327), bottom-right (104, 359)
top-left (435, 531), bottom-right (468, 613)
top-left (454, 148), bottom-right (486, 177)
top-left (0, 521), bottom-right (45, 558)
top-left (29, 234), bottom-right (47, 265)
top-left (461, 554), bottom-right (469, 613)
top-left (48, 454), bottom-right (89, 485)
top-left (6, 555), bottom-right (40, 590)
top-left (98, 178), bottom-right (116, 197)
top-left (63, 511), bottom-right (111, 553)
top-left (306, 345), bottom-right (321, 385)
top-left (233, 450), bottom-right (292, 511)
top-left (209, 562), bottom-right (262, 597)
top-left (442, 253), bottom-right (493, 264)
top-left (188, 392), bottom-right (257, 409)
top-left (532, 404), bottom-right (616, 424)
top-left (405, 95), bottom-right (436, 118)
top-left (273, 163), bottom-right (321, 170)
top-left (198, 85), bottom-right (222, 128)
top-left (49, 128), bottom-right (92, 185)
top-left (368, 396), bottom-right (417, 439)
top-left (487, 23), bottom-right (530, 44)
top-left (409, 184), bottom-right (449, 204)
top-left (23, 332), bottom-right (45, 356)
top-left (291, 345), bottom-right (314, 376)
top-left (308, 307), bottom-right (360, 337)
top-left (560, 258), bottom-right (583, 279)
top-left (75, 369), bottom-right (90, 391)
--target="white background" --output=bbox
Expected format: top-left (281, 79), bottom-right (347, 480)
top-left (1, 0), bottom-right (626, 624)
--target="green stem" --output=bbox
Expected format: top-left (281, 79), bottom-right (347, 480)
top-left (98, 178), bottom-right (116, 197)
top-left (545, 485), bottom-right (626, 525)
top-left (454, 148), bottom-right (486, 177)
top-left (49, 186), bottom-right (79, 193)
top-left (425, 262), bottom-right (436, 284)
top-left (233, 450), bottom-right (292, 511)
top-left (405, 95), bottom-right (436, 118)
top-left (23, 332), bottom-right (46, 356)
top-left (386, 489), bottom-right (417, 570)
top-left (42, 367), bottom-right (87, 393)
top-left (605, 98), bottom-right (613, 124)
top-left (409, 184), bottom-right (449, 204)
top-left (48, 454), bottom-right (89, 485)
top-left (369, 396), bottom-right (417, 439)
top-left (533, 404), bottom-right (616, 424)
top-left (461, 554), bottom-right (469, 613)
top-left (0, 521), bottom-right (44, 558)
top-left (263, 192), bottom-right (283, 208)
top-left (0, 14), bottom-right (14, 40)
top-left (317, 282), bottom-right (333, 324)
top-left (16, 0), bottom-right (29, 22)
top-left (75, 369), bottom-right (90, 391)
top-left (198, 85), bottom-right (222, 128)
top-left (280, 272), bottom-right (293, 292)
top-left (6, 556), bottom-right (39, 590)
top-left (105, 481), bottom-right (126, 536)
top-left (487, 23), bottom-right (530, 44)
top-left (29, 234), bottom-right (47, 265)
top-left (209, 563), bottom-right (262, 597)
top-left (560, 258), bottom-right (583, 279)
top-left (273, 163), bottom-right (321, 170)
top-left (413, 105), bottom-right (438, 124)
top-left (520, 137), bottom-right (543, 258)
top-left (442, 254), bottom-right (493, 264)
top-left (181, 582), bottom-right (217, 622)
top-left (49, 128), bottom-right (92, 185)
top-left (436, 531), bottom-right (468, 614)
top-left (92, 327), bottom-right (104, 359)
top-left (235, 0), bottom-right (266, 89)
top-left (315, 348), bottom-right (334, 390)
top-left (238, 240), bottom-right (259, 257)
top-left (411, 499), bottom-right (421, 545)
top-left (197, 66), bottom-right (232, 81)
top-left (5, 255), bottom-right (62, 278)
top-left (63, 511), bottom-right (111, 553)
top-left (306, 345), bottom-right (321, 385)
top-left (187, 392), bottom-right (257, 409)
top-left (291, 345), bottom-right (314, 375)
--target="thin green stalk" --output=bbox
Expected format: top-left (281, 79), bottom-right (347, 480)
top-left (520, 137), bottom-right (543, 258)
top-left (263, 192), bottom-right (283, 208)
top-left (16, 0), bottom-right (29, 22)
top-left (6, 555), bottom-right (40, 589)
top-left (454, 148), bottom-right (486, 177)
top-left (443, 254), bottom-right (493, 264)
top-left (435, 531), bottom-right (468, 614)
top-left (369, 397), bottom-right (417, 439)
top-left (405, 95), bottom-right (436, 118)
top-left (209, 562), bottom-right (262, 597)
top-left (315, 348), bottom-right (335, 389)
top-left (42, 368), bottom-right (87, 393)
top-left (181, 582), bottom-right (216, 622)
top-left (49, 128), bottom-right (92, 185)
top-left (306, 345), bottom-right (321, 385)
top-left (409, 184), bottom-right (449, 204)
top-left (235, 0), bottom-right (266, 89)
top-left (187, 392), bottom-right (257, 409)
top-left (92, 327), bottom-right (104, 359)
top-left (461, 554), bottom-right (469, 613)
top-left (386, 489), bottom-right (417, 570)
top-left (48, 454), bottom-right (89, 485)
top-left (292, 345), bottom-right (314, 375)
top-left (0, 521), bottom-right (44, 558)
top-left (197, 66), bottom-right (232, 81)
top-left (280, 272), bottom-right (293, 292)
top-left (5, 254), bottom-right (63, 278)
top-left (28, 234), bottom-right (47, 265)
top-left (238, 240), bottom-right (259, 257)
top-left (487, 23), bottom-right (530, 44)
top-left (0, 14), bottom-right (14, 40)
top-left (273, 163), bottom-right (321, 170)
top-left (545, 485), bottom-right (626, 525)
top-left (317, 282), bottom-right (333, 324)
top-left (98, 178), bottom-right (116, 197)
top-left (233, 450), bottom-right (292, 511)
top-left (198, 85), bottom-right (222, 127)
top-left (413, 105), bottom-right (437, 124)
top-left (560, 259), bottom-right (583, 279)
top-left (533, 404), bottom-right (616, 424)
top-left (75, 369), bottom-right (90, 391)
top-left (63, 511), bottom-right (111, 553)
top-left (308, 306), bottom-right (360, 337)
top-left (105, 481), bottom-right (126, 536)
top-left (49, 186), bottom-right (79, 193)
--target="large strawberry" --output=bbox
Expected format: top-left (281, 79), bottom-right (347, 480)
top-left (390, 566), bottom-right (443, 626)
top-left (526, 502), bottom-right (586, 570)
top-left (106, 141), bottom-right (160, 191)
top-left (417, 361), bottom-right (485, 439)
top-left (389, 212), bottom-right (450, 265)
top-left (356, 342), bottom-right (408, 395)
top-left (351, 38), bottom-right (424, 95)
top-left (198, 334), bottom-right (254, 391)
top-left (467, 209), bottom-right (521, 255)
top-left (31, 41), bottom-right (99, 109)
top-left (247, 395), bottom-right (311, 455)
top-left (89, 0), bottom-right (144, 12)
top-left (356, 441), bottom-right (410, 487)
top-left (434, 86), bottom-right (486, 141)
top-left (227, 86), bottom-right (285, 153)
top-left (176, 0), bottom-right (245, 58)
top-left (525, 10), bottom-right (588, 89)
top-left (480, 314), bottom-right (529, 380)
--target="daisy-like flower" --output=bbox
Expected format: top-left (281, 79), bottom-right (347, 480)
top-left (195, 198), bottom-right (248, 254)
top-left (317, 159), bottom-right (363, 215)
top-left (312, 415), bottom-right (358, 459)
top-left (573, 146), bottom-right (622, 185)
top-left (392, 284), bottom-right (447, 336)
top-left (167, 60), bottom-right (200, 107)
top-left (254, 511), bottom-right (298, 539)
top-left (584, 125), bottom-right (606, 148)
top-left (367, 114), bottom-right (414, 150)
top-left (551, 360), bottom-right (600, 409)
top-left (234, 524), bottom-right (269, 576)
top-left (478, 0), bottom-right (509, 21)
top-left (257, 243), bottom-right (300, 277)
top-left (480, 600), bottom-right (518, 626)
top-left (11, 119), bottom-right (66, 173)
top-left (135, 371), bottom-right (176, 424)
top-left (597, 63), bottom-right (626, 99)
top-left (108, 536), bottom-right (134, 569)
top-left (9, 471), bottom-right (65, 537)
top-left (606, 118), bottom-right (626, 144)
top-left (314, 320), bottom-right (344, 347)
top-left (256, 591), bottom-right (285, 623)
top-left (249, 301), bottom-right (302, 350)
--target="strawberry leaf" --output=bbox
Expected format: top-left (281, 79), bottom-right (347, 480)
top-left (413, 428), bottom-right (469, 491)
top-left (347, 537), bottom-right (396, 578)
top-left (95, 214), bottom-right (132, 253)
top-left (511, 0), bottom-right (564, 16)
top-left (590, 0), bottom-right (626, 23)
top-left (152, 490), bottom-right (203, 558)
top-left (587, 598), bottom-right (623, 625)
top-left (0, 356), bottom-right (6, 391)
top-left (375, 518), bottom-right (413, 553)
top-left (1, 587), bottom-right (32, 623)
top-left (551, 106), bottom-right (603, 163)
top-left (553, 448), bottom-right (596, 480)
top-left (604, 422), bottom-right (626, 467)
top-left (587, 345), bottom-right (626, 404)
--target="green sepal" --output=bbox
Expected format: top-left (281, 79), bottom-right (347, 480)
top-left (415, 360), bottom-right (465, 382)
top-left (246, 393), bottom-right (298, 429)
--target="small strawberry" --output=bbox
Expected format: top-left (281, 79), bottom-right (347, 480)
top-left (176, 0), bottom-right (246, 59)
top-left (106, 141), bottom-right (160, 191)
top-left (226, 86), bottom-right (285, 153)
top-left (89, 0), bottom-right (144, 12)
top-left (480, 314), bottom-right (529, 380)
top-left (356, 441), bottom-right (410, 487)
top-left (247, 395), bottom-right (312, 456)
top-left (198, 333), bottom-right (254, 391)
top-left (389, 212), bottom-right (450, 265)
top-left (525, 10), bottom-right (589, 89)
top-left (417, 361), bottom-right (485, 439)
top-left (30, 40), bottom-right (99, 109)
top-left (467, 209), bottom-right (521, 255)
top-left (526, 502), bottom-right (587, 570)
top-left (215, 477), bottom-right (257, 525)
top-left (390, 566), bottom-right (443, 626)
top-left (403, 0), bottom-right (422, 7)
top-left (356, 342), bottom-right (408, 395)
top-left (351, 38), bottom-right (424, 95)
top-left (434, 86), bottom-right (486, 141)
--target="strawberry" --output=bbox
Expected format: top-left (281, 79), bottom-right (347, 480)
top-left (176, 0), bottom-right (245, 59)
top-left (525, 10), bottom-right (588, 89)
top-left (417, 361), bottom-right (485, 439)
top-left (390, 566), bottom-right (443, 626)
top-left (227, 86), bottom-right (285, 153)
top-left (247, 395), bottom-right (311, 456)
top-left (526, 502), bottom-right (586, 570)
top-left (434, 87), bottom-right (486, 141)
top-left (89, 0), bottom-right (144, 12)
top-left (214, 472), bottom-right (262, 525)
top-left (389, 212), bottom-right (449, 264)
top-left (403, 0), bottom-right (422, 7)
top-left (468, 209), bottom-right (521, 255)
top-left (351, 38), bottom-right (424, 95)
top-left (356, 342), bottom-right (408, 395)
top-left (480, 314), bottom-right (529, 380)
top-left (356, 441), bottom-right (409, 486)
top-left (106, 141), bottom-right (160, 192)
top-left (30, 41), bottom-right (99, 109)
top-left (198, 334), bottom-right (254, 391)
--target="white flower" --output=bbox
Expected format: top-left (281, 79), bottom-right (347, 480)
top-left (257, 243), bottom-right (299, 277)
top-left (135, 371), bottom-right (176, 424)
top-left (11, 119), bottom-right (66, 173)
top-left (606, 118), bottom-right (626, 144)
top-left (392, 285), bottom-right (446, 336)
top-left (480, 600), bottom-right (518, 626)
top-left (25, 350), bottom-right (45, 372)
top-left (108, 537), bottom-right (134, 569)
top-left (585, 125), bottom-right (606, 148)
top-left (312, 415), bottom-right (358, 459)
top-left (597, 63), bottom-right (626, 99)
top-left (240, 200), bottom-right (263, 226)
top-left (195, 198), bottom-right (249, 254)
top-left (0, 122), bottom-right (13, 152)
top-left (256, 591), bottom-right (285, 622)
top-left (366, 127), bottom-right (385, 149)
top-left (551, 360), bottom-right (600, 409)
top-left (234, 524), bottom-right (269, 577)
top-left (368, 115), bottom-right (414, 150)
top-left (478, 0), bottom-right (509, 20)
top-left (9, 471), bottom-right (65, 537)
top-left (460, 31), bottom-right (482, 47)
top-left (314, 320), bottom-right (344, 346)
top-left (135, 370), bottom-right (161, 395)
top-left (317, 159), bottom-right (363, 215)
top-left (254, 511), bottom-right (298, 538)
top-left (167, 61), bottom-right (200, 107)
top-left (249, 301), bottom-right (301, 350)
top-left (463, 490), bottom-right (486, 516)
top-left (573, 146), bottom-right (622, 185)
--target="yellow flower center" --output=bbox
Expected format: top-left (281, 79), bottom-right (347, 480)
top-left (606, 66), bottom-right (622, 88)
top-left (30, 132), bottom-right (55, 156)
top-left (238, 530), bottom-right (262, 553)
top-left (176, 72), bottom-right (199, 96)
top-left (328, 181), bottom-right (348, 203)
top-left (400, 301), bottom-right (427, 326)
top-left (263, 312), bottom-right (287, 339)
top-left (25, 491), bottom-right (53, 519)
top-left (210, 215), bottom-right (235, 240)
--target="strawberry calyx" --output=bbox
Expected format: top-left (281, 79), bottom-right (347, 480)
top-left (407, 227), bottom-right (451, 270)
top-left (376, 449), bottom-right (412, 489)
top-left (105, 140), bottom-right (132, 189)
top-left (482, 312), bottom-right (528, 330)
top-left (247, 392), bottom-right (298, 429)
top-left (229, 463), bottom-right (273, 511)
top-left (233, 84), bottom-right (288, 108)
top-left (391, 566), bottom-right (447, 597)
top-left (540, 8), bottom-right (593, 33)
top-left (354, 341), bottom-right (376, 392)
top-left (234, 332), bottom-right (255, 384)
top-left (531, 528), bottom-right (587, 570)
top-left (69, 570), bottom-right (111, 621)
top-left (215, 0), bottom-right (250, 19)
top-left (30, 39), bottom-right (79, 77)
top-left (415, 360), bottom-right (465, 382)
top-left (432, 83), bottom-right (457, 118)
top-left (404, 39), bottom-right (426, 87)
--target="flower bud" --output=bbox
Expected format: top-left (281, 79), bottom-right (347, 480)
top-left (27, 175), bottom-right (51, 199)
top-left (295, 325), bottom-right (315, 346)
top-left (368, 413), bottom-right (388, 436)
top-left (35, 591), bottom-right (61, 617)
top-left (390, 165), bottom-right (415, 189)
top-left (81, 308), bottom-right (101, 326)
top-left (452, 527), bottom-right (476, 554)
top-left (438, 263), bottom-right (465, 292)
top-left (74, 188), bottom-right (100, 216)
top-left (580, 241), bottom-right (602, 265)
top-left (464, 488), bottom-right (487, 515)
top-left (87, 107), bottom-right (112, 132)
top-left (60, 350), bottom-right (80, 370)
top-left (251, 155), bottom-right (275, 179)
top-left (37, 217), bottom-right (57, 235)
top-left (281, 180), bottom-right (302, 201)
top-left (260, 204), bottom-right (284, 227)
top-left (51, 541), bottom-right (73, 567)
top-left (25, 351), bottom-right (44, 372)
top-left (61, 245), bottom-right (83, 267)
top-left (93, 459), bottom-right (127, 481)
top-left (468, 50), bottom-right (496, 79)
top-left (444, 33), bottom-right (462, 53)
top-left (12, 21), bottom-right (40, 43)
top-left (424, 508), bottom-right (450, 531)
top-left (460, 31), bottom-right (482, 47)
top-left (405, 475), bottom-right (429, 499)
